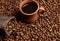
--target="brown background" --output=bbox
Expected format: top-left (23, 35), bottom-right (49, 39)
top-left (0, 0), bottom-right (60, 41)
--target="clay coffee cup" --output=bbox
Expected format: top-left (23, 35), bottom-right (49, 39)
top-left (19, 0), bottom-right (39, 23)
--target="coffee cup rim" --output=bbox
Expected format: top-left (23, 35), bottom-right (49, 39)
top-left (19, 0), bottom-right (39, 15)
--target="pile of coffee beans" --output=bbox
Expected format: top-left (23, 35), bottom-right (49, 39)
top-left (6, 19), bottom-right (17, 32)
top-left (0, 0), bottom-right (60, 41)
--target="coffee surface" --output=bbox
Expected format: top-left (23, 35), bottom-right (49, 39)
top-left (22, 2), bottom-right (38, 14)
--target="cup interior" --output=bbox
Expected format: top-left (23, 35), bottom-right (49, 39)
top-left (21, 1), bottom-right (38, 14)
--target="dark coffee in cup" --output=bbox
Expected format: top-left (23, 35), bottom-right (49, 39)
top-left (22, 2), bottom-right (38, 14)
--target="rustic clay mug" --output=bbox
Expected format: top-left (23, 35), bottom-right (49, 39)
top-left (19, 0), bottom-right (39, 23)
